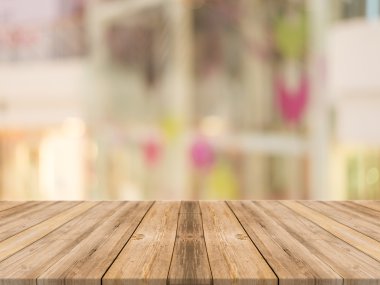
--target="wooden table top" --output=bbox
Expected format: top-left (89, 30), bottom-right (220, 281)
top-left (0, 201), bottom-right (380, 285)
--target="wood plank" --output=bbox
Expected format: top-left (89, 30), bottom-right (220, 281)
top-left (0, 201), bottom-right (44, 221)
top-left (300, 201), bottom-right (380, 242)
top-left (0, 202), bottom-right (25, 213)
top-left (0, 200), bottom-right (380, 285)
top-left (103, 201), bottom-right (180, 285)
top-left (38, 201), bottom-right (153, 285)
top-left (168, 201), bottom-right (212, 285)
top-left (336, 201), bottom-right (380, 218)
top-left (257, 201), bottom-right (380, 285)
top-left (354, 200), bottom-right (380, 212)
top-left (199, 201), bottom-right (277, 285)
top-left (178, 201), bottom-right (201, 213)
top-left (0, 201), bottom-right (97, 263)
top-left (0, 201), bottom-right (79, 242)
top-left (0, 201), bottom-right (56, 229)
top-left (334, 201), bottom-right (380, 219)
top-left (227, 201), bottom-right (342, 285)
top-left (0, 202), bottom-right (119, 285)
top-left (281, 200), bottom-right (380, 263)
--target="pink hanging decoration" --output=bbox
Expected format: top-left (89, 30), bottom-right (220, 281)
top-left (275, 74), bottom-right (308, 124)
top-left (143, 137), bottom-right (161, 167)
top-left (190, 136), bottom-right (215, 170)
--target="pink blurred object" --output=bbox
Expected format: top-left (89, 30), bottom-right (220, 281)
top-left (143, 137), bottom-right (161, 167)
top-left (190, 136), bottom-right (215, 170)
top-left (275, 74), bottom-right (308, 124)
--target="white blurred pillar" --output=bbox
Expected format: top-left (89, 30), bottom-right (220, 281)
top-left (307, 0), bottom-right (331, 199)
top-left (161, 0), bottom-right (193, 199)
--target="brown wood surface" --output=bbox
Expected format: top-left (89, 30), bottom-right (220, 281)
top-left (0, 201), bottom-right (380, 285)
top-left (200, 201), bottom-right (277, 285)
top-left (168, 201), bottom-right (212, 285)
top-left (227, 201), bottom-right (341, 285)
top-left (0, 201), bottom-right (25, 214)
top-left (103, 201), bottom-right (180, 285)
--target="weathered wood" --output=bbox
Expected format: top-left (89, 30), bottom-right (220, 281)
top-left (38, 201), bottom-right (153, 285)
top-left (178, 200), bottom-right (201, 213)
top-left (103, 201), bottom-right (180, 285)
top-left (262, 201), bottom-right (380, 285)
top-left (343, 201), bottom-right (380, 218)
top-left (300, 201), bottom-right (380, 242)
top-left (200, 201), bottom-right (277, 285)
top-left (0, 201), bottom-right (43, 221)
top-left (0, 202), bottom-right (120, 285)
top-left (282, 200), bottom-right (380, 263)
top-left (0, 201), bottom-right (79, 242)
top-left (0, 201), bottom-right (379, 285)
top-left (0, 201), bottom-right (97, 263)
top-left (354, 200), bottom-right (380, 212)
top-left (168, 201), bottom-right (212, 285)
top-left (0, 201), bottom-right (25, 213)
top-left (227, 200), bottom-right (342, 285)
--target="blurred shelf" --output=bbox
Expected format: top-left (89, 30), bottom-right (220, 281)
top-left (0, 59), bottom-right (86, 128)
top-left (90, 0), bottom-right (166, 24)
top-left (99, 127), bottom-right (309, 156)
top-left (211, 133), bottom-right (309, 156)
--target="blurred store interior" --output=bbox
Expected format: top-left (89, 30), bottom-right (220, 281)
top-left (0, 0), bottom-right (380, 200)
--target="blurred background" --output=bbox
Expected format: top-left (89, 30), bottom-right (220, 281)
top-left (0, 0), bottom-right (380, 200)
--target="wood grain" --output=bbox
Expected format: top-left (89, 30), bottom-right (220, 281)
top-left (227, 200), bottom-right (342, 285)
top-left (0, 201), bottom-right (97, 263)
top-left (300, 201), bottom-right (380, 242)
top-left (262, 201), bottom-right (380, 285)
top-left (168, 201), bottom-right (212, 285)
top-left (103, 201), bottom-right (180, 285)
top-left (0, 202), bottom-right (113, 285)
top-left (0, 201), bottom-right (25, 213)
top-left (38, 201), bottom-right (153, 285)
top-left (282, 200), bottom-right (380, 263)
top-left (200, 201), bottom-right (277, 285)
top-left (0, 201), bottom-right (43, 221)
top-left (0, 201), bottom-right (79, 242)
top-left (342, 201), bottom-right (380, 218)
top-left (0, 201), bottom-right (379, 285)
top-left (354, 200), bottom-right (380, 212)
